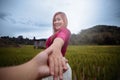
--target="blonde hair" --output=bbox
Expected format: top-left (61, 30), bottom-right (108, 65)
top-left (53, 12), bottom-right (68, 32)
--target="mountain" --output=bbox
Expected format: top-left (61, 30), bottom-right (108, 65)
top-left (70, 25), bottom-right (120, 45)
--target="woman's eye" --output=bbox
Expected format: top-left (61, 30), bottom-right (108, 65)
top-left (57, 18), bottom-right (61, 21)
top-left (54, 18), bottom-right (61, 22)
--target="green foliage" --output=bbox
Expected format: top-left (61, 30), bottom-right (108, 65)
top-left (0, 45), bottom-right (43, 66)
top-left (70, 25), bottom-right (120, 45)
top-left (0, 36), bottom-right (34, 47)
top-left (0, 45), bottom-right (120, 80)
top-left (66, 45), bottom-right (120, 80)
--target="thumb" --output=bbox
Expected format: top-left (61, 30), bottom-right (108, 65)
top-left (44, 48), bottom-right (53, 56)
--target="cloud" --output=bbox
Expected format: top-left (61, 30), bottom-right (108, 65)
top-left (0, 12), bottom-right (17, 24)
top-left (0, 12), bottom-right (10, 21)
top-left (0, 12), bottom-right (50, 28)
top-left (0, 0), bottom-right (120, 39)
top-left (34, 23), bottom-right (51, 27)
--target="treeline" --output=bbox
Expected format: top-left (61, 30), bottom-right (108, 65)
top-left (70, 25), bottom-right (120, 45)
top-left (0, 25), bottom-right (120, 47)
top-left (0, 36), bottom-right (33, 47)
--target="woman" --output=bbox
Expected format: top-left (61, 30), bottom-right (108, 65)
top-left (42, 12), bottom-right (72, 80)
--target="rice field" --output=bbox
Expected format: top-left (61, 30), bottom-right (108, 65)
top-left (0, 45), bottom-right (120, 80)
top-left (66, 45), bottom-right (120, 80)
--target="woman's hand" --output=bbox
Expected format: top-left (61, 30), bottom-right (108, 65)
top-left (48, 50), bottom-right (68, 80)
top-left (46, 37), bottom-right (68, 80)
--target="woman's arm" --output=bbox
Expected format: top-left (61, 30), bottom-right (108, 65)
top-left (47, 37), bottom-right (68, 80)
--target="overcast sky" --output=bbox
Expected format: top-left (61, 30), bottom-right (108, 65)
top-left (0, 0), bottom-right (120, 39)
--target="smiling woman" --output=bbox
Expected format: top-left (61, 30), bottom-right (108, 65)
top-left (42, 12), bottom-right (72, 80)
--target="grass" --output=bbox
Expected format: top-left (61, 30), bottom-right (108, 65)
top-left (66, 45), bottom-right (120, 80)
top-left (0, 45), bottom-right (43, 66)
top-left (0, 45), bottom-right (120, 80)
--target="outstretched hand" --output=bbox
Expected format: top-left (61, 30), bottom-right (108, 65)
top-left (32, 49), bottom-right (52, 79)
top-left (48, 51), bottom-right (68, 80)
top-left (32, 48), bottom-right (68, 80)
top-left (0, 49), bottom-right (52, 80)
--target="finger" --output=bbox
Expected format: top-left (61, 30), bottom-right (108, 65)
top-left (65, 58), bottom-right (68, 63)
top-left (63, 64), bottom-right (68, 73)
top-left (39, 66), bottom-right (50, 78)
top-left (59, 58), bottom-right (63, 80)
top-left (49, 56), bottom-right (54, 75)
top-left (44, 48), bottom-right (53, 56)
top-left (62, 58), bottom-right (68, 72)
top-left (63, 57), bottom-right (68, 63)
top-left (54, 57), bottom-right (59, 80)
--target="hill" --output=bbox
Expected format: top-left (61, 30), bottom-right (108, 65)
top-left (70, 25), bottom-right (120, 45)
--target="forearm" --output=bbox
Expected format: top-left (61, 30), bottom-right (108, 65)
top-left (0, 60), bottom-right (39, 80)
top-left (48, 38), bottom-right (64, 56)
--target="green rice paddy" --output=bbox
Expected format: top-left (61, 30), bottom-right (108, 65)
top-left (0, 45), bottom-right (120, 80)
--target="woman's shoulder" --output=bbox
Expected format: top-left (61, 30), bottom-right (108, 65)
top-left (60, 27), bottom-right (71, 33)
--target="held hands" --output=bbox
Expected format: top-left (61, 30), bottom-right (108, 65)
top-left (32, 48), bottom-right (68, 80)
top-left (48, 50), bottom-right (68, 80)
top-left (32, 51), bottom-right (51, 79)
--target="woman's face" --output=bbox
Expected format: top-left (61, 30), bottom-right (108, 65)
top-left (53, 14), bottom-right (65, 32)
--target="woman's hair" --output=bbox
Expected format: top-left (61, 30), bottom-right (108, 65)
top-left (51, 12), bottom-right (68, 39)
top-left (53, 12), bottom-right (68, 29)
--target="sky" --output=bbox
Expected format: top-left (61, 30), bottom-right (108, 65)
top-left (0, 0), bottom-right (120, 39)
